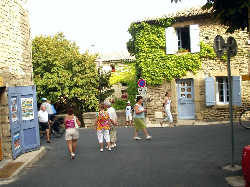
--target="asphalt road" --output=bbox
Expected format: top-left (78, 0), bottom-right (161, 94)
top-left (3, 124), bottom-right (250, 187)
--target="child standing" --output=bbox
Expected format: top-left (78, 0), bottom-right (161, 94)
top-left (125, 101), bottom-right (132, 127)
top-left (95, 103), bottom-right (112, 152)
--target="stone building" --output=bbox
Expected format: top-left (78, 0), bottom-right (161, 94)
top-left (0, 0), bottom-right (39, 160)
top-left (96, 55), bottom-right (135, 99)
top-left (133, 8), bottom-right (250, 125)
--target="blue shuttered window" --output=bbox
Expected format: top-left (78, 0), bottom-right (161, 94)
top-left (205, 77), bottom-right (216, 106)
top-left (232, 76), bottom-right (242, 106)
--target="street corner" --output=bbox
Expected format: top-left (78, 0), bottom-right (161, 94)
top-left (0, 146), bottom-right (47, 185)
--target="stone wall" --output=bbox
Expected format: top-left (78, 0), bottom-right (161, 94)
top-left (146, 18), bottom-right (249, 124)
top-left (0, 88), bottom-right (12, 159)
top-left (0, 0), bottom-right (32, 159)
top-left (0, 0), bottom-right (33, 87)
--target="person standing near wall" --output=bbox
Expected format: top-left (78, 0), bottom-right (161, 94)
top-left (105, 100), bottom-right (118, 148)
top-left (160, 92), bottom-right (174, 127)
top-left (41, 98), bottom-right (54, 123)
top-left (64, 108), bottom-right (80, 159)
top-left (38, 105), bottom-right (51, 143)
top-left (133, 96), bottom-right (152, 140)
top-left (125, 101), bottom-right (132, 127)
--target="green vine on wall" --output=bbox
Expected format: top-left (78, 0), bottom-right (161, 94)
top-left (127, 19), bottom-right (217, 86)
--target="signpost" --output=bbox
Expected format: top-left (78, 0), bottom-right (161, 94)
top-left (137, 79), bottom-right (146, 88)
top-left (214, 35), bottom-right (238, 169)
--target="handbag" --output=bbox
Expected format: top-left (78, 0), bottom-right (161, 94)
top-left (74, 116), bottom-right (79, 128)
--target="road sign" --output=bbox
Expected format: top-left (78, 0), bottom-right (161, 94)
top-left (213, 35), bottom-right (225, 58)
top-left (213, 35), bottom-right (239, 168)
top-left (138, 87), bottom-right (147, 96)
top-left (137, 79), bottom-right (146, 87)
top-left (227, 36), bottom-right (237, 57)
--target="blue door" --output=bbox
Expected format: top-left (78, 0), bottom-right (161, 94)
top-left (177, 79), bottom-right (195, 119)
top-left (8, 86), bottom-right (40, 159)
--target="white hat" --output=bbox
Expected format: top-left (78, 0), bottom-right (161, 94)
top-left (104, 100), bottom-right (111, 106)
top-left (127, 100), bottom-right (130, 104)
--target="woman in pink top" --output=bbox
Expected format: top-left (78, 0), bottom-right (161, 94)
top-left (64, 108), bottom-right (81, 159)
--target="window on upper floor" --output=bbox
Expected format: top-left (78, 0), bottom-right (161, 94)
top-left (177, 27), bottom-right (190, 51)
top-left (165, 24), bottom-right (200, 54)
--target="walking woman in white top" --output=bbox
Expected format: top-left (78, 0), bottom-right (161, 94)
top-left (160, 92), bottom-right (174, 127)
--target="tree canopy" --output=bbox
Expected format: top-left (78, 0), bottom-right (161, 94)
top-left (171, 0), bottom-right (249, 33)
top-left (32, 33), bottom-right (99, 120)
top-left (203, 0), bottom-right (249, 33)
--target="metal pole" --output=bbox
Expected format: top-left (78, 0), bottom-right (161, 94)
top-left (227, 49), bottom-right (234, 167)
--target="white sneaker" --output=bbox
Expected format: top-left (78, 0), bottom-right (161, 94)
top-left (100, 148), bottom-right (103, 152)
top-left (71, 153), bottom-right (76, 159)
top-left (108, 147), bottom-right (112, 151)
top-left (133, 136), bottom-right (142, 140)
top-left (113, 143), bottom-right (117, 148)
top-left (146, 136), bottom-right (152, 140)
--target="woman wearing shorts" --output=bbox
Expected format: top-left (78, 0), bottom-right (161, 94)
top-left (64, 108), bottom-right (81, 159)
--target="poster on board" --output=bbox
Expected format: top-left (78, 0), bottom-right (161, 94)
top-left (13, 133), bottom-right (21, 150)
top-left (11, 97), bottom-right (18, 122)
top-left (21, 97), bottom-right (34, 120)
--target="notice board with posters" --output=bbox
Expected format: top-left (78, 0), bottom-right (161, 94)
top-left (8, 86), bottom-right (40, 159)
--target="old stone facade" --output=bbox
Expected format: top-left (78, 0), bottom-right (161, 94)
top-left (98, 59), bottom-right (133, 99)
top-left (0, 0), bottom-right (33, 159)
top-left (143, 9), bottom-right (250, 125)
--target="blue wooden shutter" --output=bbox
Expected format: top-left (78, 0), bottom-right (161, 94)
top-left (165, 27), bottom-right (178, 54)
top-left (232, 76), bottom-right (242, 106)
top-left (189, 24), bottom-right (200, 53)
top-left (205, 77), bottom-right (216, 106)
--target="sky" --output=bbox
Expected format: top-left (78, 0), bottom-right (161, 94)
top-left (27, 0), bottom-right (207, 58)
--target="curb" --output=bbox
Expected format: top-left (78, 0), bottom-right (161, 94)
top-left (0, 146), bottom-right (47, 185)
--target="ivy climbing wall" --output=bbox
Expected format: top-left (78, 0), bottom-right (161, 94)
top-left (127, 11), bottom-right (249, 124)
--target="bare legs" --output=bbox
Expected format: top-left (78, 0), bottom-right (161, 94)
top-left (66, 139), bottom-right (77, 159)
top-left (99, 142), bottom-right (111, 150)
top-left (134, 128), bottom-right (150, 138)
top-left (46, 128), bottom-right (50, 142)
top-left (67, 140), bottom-right (73, 154)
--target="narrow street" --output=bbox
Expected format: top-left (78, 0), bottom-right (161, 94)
top-left (3, 124), bottom-right (249, 187)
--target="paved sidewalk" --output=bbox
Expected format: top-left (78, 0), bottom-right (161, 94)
top-left (0, 146), bottom-right (46, 185)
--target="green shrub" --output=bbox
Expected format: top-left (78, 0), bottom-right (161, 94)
top-left (112, 98), bottom-right (127, 110)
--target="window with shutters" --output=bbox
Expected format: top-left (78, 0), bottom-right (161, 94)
top-left (177, 27), bottom-right (190, 52)
top-left (166, 24), bottom-right (200, 54)
top-left (216, 77), bottom-right (229, 104)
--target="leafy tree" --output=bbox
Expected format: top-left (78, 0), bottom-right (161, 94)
top-left (171, 0), bottom-right (249, 33)
top-left (32, 33), bottom-right (99, 124)
top-left (98, 69), bottom-right (114, 102)
top-left (109, 63), bottom-right (137, 108)
top-left (203, 0), bottom-right (249, 33)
